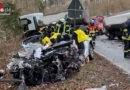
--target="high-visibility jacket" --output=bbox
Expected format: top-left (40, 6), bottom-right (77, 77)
top-left (95, 25), bottom-right (99, 33)
top-left (122, 29), bottom-right (130, 40)
top-left (65, 22), bottom-right (71, 34)
top-left (42, 36), bottom-right (51, 45)
top-left (50, 25), bottom-right (56, 35)
top-left (39, 26), bottom-right (45, 34)
top-left (56, 23), bottom-right (61, 33)
top-left (85, 25), bottom-right (89, 35)
top-left (74, 29), bottom-right (90, 43)
top-left (50, 33), bottom-right (60, 39)
top-left (56, 21), bottom-right (71, 35)
top-left (89, 24), bottom-right (97, 34)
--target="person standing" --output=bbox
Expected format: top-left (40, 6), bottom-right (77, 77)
top-left (122, 19), bottom-right (130, 58)
top-left (88, 20), bottom-right (97, 46)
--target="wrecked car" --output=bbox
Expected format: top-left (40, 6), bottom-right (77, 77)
top-left (7, 41), bottom-right (81, 85)
top-left (6, 34), bottom-right (94, 86)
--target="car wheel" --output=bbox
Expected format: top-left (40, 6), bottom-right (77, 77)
top-left (117, 35), bottom-right (122, 40)
top-left (109, 34), bottom-right (115, 40)
top-left (89, 44), bottom-right (94, 60)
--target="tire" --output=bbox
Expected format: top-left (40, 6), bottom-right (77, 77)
top-left (108, 34), bottom-right (115, 40)
top-left (117, 35), bottom-right (122, 40)
top-left (99, 29), bottom-right (102, 35)
top-left (89, 44), bottom-right (94, 60)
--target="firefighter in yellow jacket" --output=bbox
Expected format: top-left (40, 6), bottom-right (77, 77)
top-left (41, 33), bottom-right (62, 49)
top-left (122, 19), bottom-right (130, 58)
top-left (34, 33), bottom-right (61, 59)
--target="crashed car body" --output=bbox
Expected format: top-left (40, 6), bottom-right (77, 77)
top-left (7, 35), bottom-right (94, 86)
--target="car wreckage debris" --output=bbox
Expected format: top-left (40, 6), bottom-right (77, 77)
top-left (5, 41), bottom-right (84, 87)
top-left (0, 79), bottom-right (22, 83)
top-left (0, 70), bottom-right (4, 78)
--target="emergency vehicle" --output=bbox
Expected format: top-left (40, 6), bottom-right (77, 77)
top-left (91, 16), bottom-right (104, 35)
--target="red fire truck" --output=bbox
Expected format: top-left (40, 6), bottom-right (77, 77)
top-left (91, 16), bottom-right (104, 35)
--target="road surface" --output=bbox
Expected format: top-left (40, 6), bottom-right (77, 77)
top-left (95, 35), bottom-right (130, 74)
top-left (42, 12), bottom-right (67, 24)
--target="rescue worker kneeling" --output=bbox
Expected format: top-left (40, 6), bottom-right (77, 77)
top-left (72, 28), bottom-right (90, 66)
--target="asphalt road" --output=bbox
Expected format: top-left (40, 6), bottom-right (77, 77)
top-left (42, 12), bottom-right (68, 24)
top-left (95, 35), bottom-right (130, 74)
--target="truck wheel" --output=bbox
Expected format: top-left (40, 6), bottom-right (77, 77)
top-left (109, 34), bottom-right (115, 40)
top-left (99, 30), bottom-right (102, 35)
top-left (89, 45), bottom-right (94, 60)
top-left (117, 36), bottom-right (122, 40)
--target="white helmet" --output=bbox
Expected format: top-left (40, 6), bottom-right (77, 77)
top-left (52, 22), bottom-right (56, 24)
top-left (59, 18), bottom-right (65, 22)
top-left (90, 19), bottom-right (94, 23)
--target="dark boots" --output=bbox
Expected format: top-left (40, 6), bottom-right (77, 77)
top-left (124, 52), bottom-right (130, 58)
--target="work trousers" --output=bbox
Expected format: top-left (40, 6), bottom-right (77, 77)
top-left (124, 40), bottom-right (130, 56)
top-left (89, 33), bottom-right (96, 46)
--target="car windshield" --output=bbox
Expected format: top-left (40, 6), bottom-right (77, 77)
top-left (20, 20), bottom-right (28, 25)
top-left (93, 19), bottom-right (98, 24)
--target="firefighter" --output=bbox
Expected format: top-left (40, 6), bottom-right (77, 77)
top-left (65, 18), bottom-right (72, 35)
top-left (72, 27), bottom-right (90, 66)
top-left (56, 18), bottom-right (71, 36)
top-left (39, 26), bottom-right (45, 35)
top-left (40, 25), bottom-right (51, 34)
top-left (85, 25), bottom-right (90, 35)
top-left (49, 22), bottom-right (57, 35)
top-left (95, 24), bottom-right (99, 35)
top-left (39, 25), bottom-right (51, 43)
top-left (88, 20), bottom-right (97, 46)
top-left (42, 36), bottom-right (51, 46)
top-left (122, 19), bottom-right (130, 58)
top-left (50, 33), bottom-right (62, 44)
top-left (56, 19), bottom-right (64, 34)
top-left (42, 33), bottom-right (62, 47)
top-left (35, 33), bottom-right (62, 59)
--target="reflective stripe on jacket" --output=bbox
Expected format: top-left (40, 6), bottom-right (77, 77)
top-left (56, 21), bottom-right (71, 35)
top-left (62, 21), bottom-right (66, 35)
top-left (89, 24), bottom-right (96, 33)
top-left (51, 26), bottom-right (56, 34)
top-left (56, 24), bottom-right (61, 33)
top-left (122, 29), bottom-right (130, 40)
top-left (39, 26), bottom-right (45, 34)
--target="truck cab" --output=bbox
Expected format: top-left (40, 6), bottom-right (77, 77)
top-left (19, 13), bottom-right (44, 37)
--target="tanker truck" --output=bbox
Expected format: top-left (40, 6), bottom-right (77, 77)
top-left (103, 11), bottom-right (130, 40)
